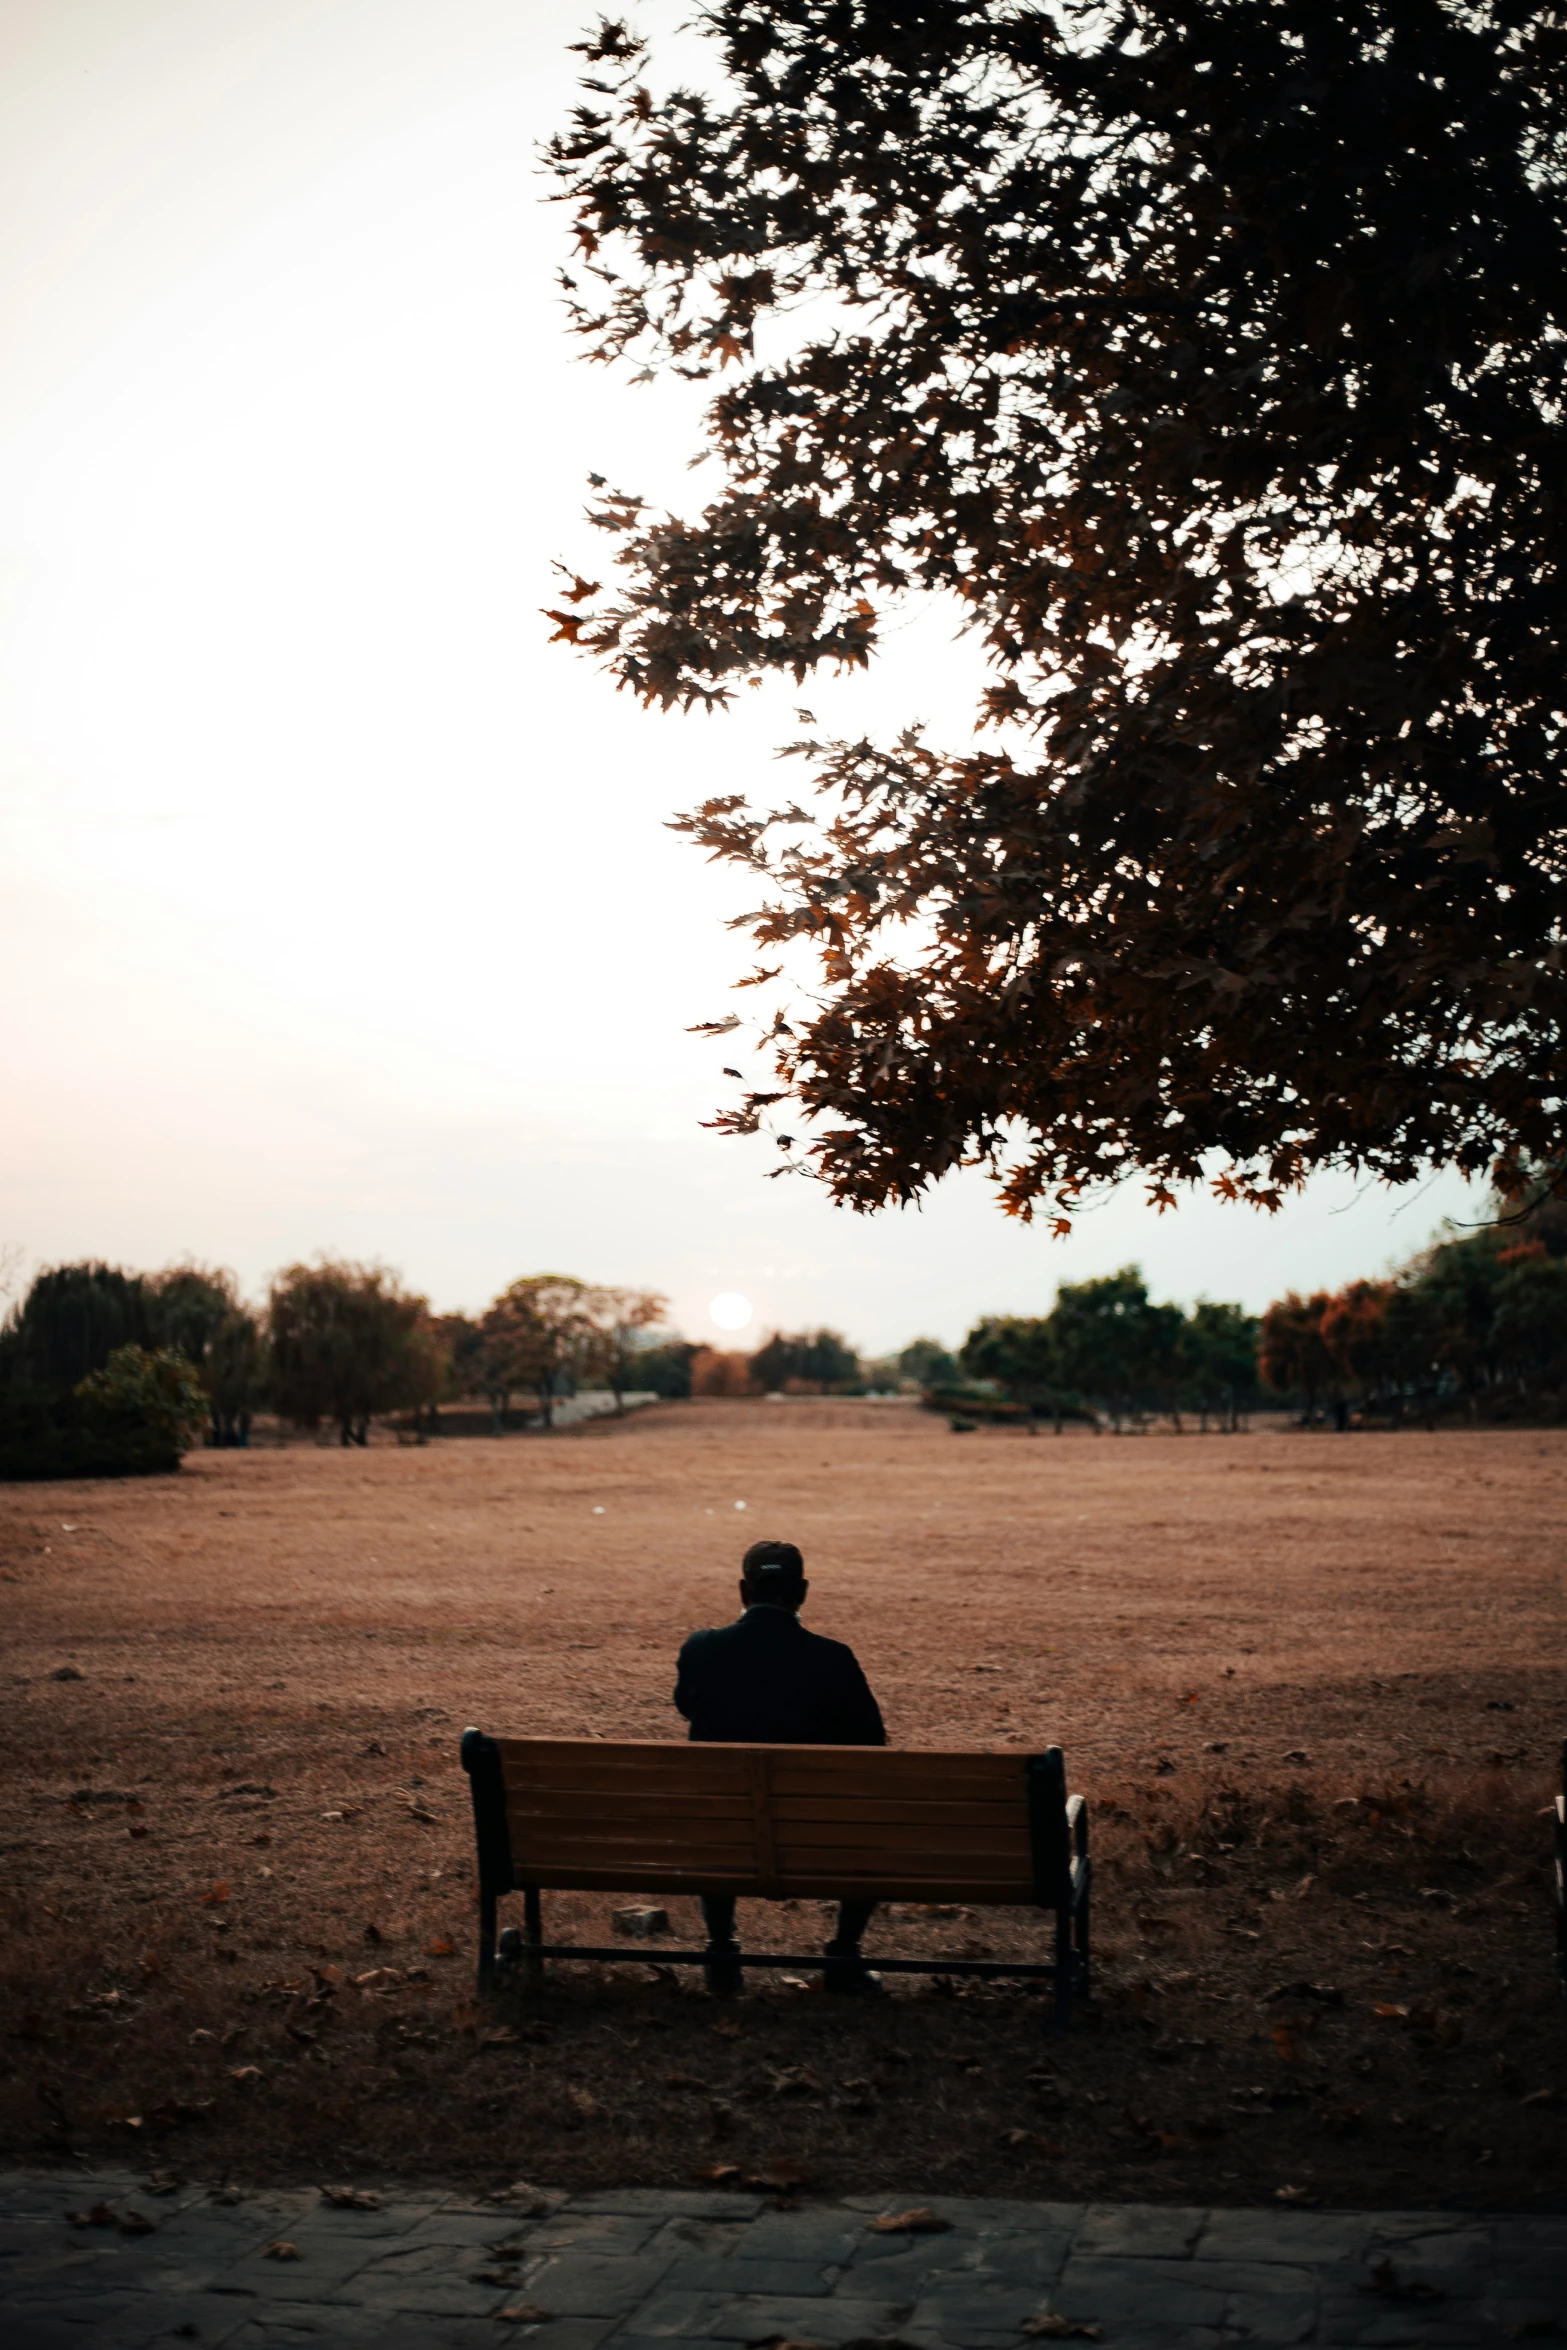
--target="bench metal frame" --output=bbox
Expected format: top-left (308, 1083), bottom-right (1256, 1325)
top-left (1556, 1739), bottom-right (1566, 2007)
top-left (461, 1729), bottom-right (1091, 2027)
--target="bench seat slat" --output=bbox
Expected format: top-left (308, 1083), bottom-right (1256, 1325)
top-left (512, 1866), bottom-right (1038, 1901)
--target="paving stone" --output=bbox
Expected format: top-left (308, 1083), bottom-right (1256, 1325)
top-left (732, 2211), bottom-right (865, 2263)
top-left (571, 2190), bottom-right (762, 2220)
top-left (660, 2256), bottom-right (840, 2296)
top-left (523, 2251), bottom-right (685, 2316)
top-left (1073, 2203), bottom-right (1209, 2259)
top-left (709, 2292), bottom-right (914, 2343)
top-left (908, 2281), bottom-right (1047, 2344)
top-left (1196, 2211), bottom-right (1373, 2266)
top-left (1054, 2251), bottom-right (1230, 2328)
top-left (1494, 2216), bottom-right (1567, 2262)
top-left (616, 2288), bottom-right (735, 2337)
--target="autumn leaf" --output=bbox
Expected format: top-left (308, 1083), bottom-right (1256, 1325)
top-left (1023, 2320), bottom-right (1102, 2341)
top-left (870, 2207), bottom-right (951, 2235)
top-left (201, 1882), bottom-right (231, 1906)
top-left (262, 2239), bottom-right (301, 2260)
top-left (690, 2162), bottom-right (740, 2184)
top-left (497, 2306), bottom-right (552, 2326)
top-left (320, 2186), bottom-right (379, 2210)
top-left (425, 1937), bottom-right (456, 1958)
top-left (229, 2066), bottom-right (263, 2086)
top-left (1271, 2025), bottom-right (1300, 2065)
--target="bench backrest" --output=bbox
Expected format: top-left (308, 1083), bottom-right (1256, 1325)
top-left (465, 1735), bottom-right (1072, 1906)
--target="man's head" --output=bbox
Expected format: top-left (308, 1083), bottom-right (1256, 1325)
top-left (740, 1538), bottom-right (807, 1612)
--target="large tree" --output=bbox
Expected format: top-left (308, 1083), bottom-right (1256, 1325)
top-left (549, 1), bottom-right (1567, 1227)
top-left (268, 1259), bottom-right (431, 1447)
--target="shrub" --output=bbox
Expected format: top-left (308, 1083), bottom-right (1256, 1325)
top-left (0, 1346), bottom-right (206, 1481)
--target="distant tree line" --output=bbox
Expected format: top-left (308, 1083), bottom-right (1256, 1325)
top-left (0, 1258), bottom-right (667, 1477)
top-left (950, 1271), bottom-right (1259, 1434)
top-left (1260, 1198), bottom-right (1567, 1428)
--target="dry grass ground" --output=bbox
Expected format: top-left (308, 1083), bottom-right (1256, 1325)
top-left (1, 1399), bottom-right (1563, 2209)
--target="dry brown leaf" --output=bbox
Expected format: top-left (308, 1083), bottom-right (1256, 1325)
top-left (497, 2305), bottom-right (552, 2325)
top-left (68, 2204), bottom-right (119, 2229)
top-left (1275, 2185), bottom-right (1319, 2206)
top-left (425, 1937), bottom-right (456, 1957)
top-left (1023, 2319), bottom-right (1102, 2341)
top-left (320, 2186), bottom-right (380, 2210)
top-left (569, 2087), bottom-right (604, 2120)
top-left (262, 2239), bottom-right (301, 2260)
top-left (1271, 2025), bottom-right (1300, 2064)
top-left (229, 2066), bottom-right (263, 2085)
top-left (690, 2163), bottom-right (740, 2185)
top-left (870, 2207), bottom-right (951, 2234)
top-left (744, 2161), bottom-right (812, 2192)
top-left (201, 1882), bottom-right (231, 1906)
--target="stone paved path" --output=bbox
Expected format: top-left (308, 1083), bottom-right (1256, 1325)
top-left (3, 2170), bottom-right (1563, 2349)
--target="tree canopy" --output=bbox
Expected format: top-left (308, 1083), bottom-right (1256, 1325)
top-left (550, 1), bottom-right (1567, 1226)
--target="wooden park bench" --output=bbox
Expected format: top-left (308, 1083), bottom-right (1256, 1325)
top-left (460, 1731), bottom-right (1091, 2027)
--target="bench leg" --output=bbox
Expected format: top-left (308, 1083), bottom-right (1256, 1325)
top-left (1052, 1903), bottom-right (1073, 2033)
top-left (523, 1884), bottom-right (544, 1991)
top-left (477, 1887), bottom-right (498, 1996)
top-left (1077, 1875), bottom-right (1092, 2006)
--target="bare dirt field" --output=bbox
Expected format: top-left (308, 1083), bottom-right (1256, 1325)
top-left (2, 1399), bottom-right (1563, 2210)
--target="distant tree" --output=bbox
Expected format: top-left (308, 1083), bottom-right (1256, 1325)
top-left (625, 1338), bottom-right (698, 1399)
top-left (481, 1275), bottom-right (600, 1429)
top-left (149, 1264), bottom-right (266, 1448)
top-left (691, 1347), bottom-right (760, 1397)
top-left (428, 1312), bottom-right (486, 1421)
top-left (268, 1259), bottom-right (431, 1446)
top-left (1492, 1249), bottom-right (1567, 1394)
top-left (960, 1316), bottom-right (1067, 1432)
top-left (1320, 1280), bottom-right (1397, 1415)
top-left (1050, 1269), bottom-right (1177, 1430)
top-left (0, 1263), bottom-right (156, 1390)
top-left (591, 1287), bottom-right (670, 1412)
top-left (1180, 1300), bottom-right (1260, 1433)
top-left (1259, 1292), bottom-right (1339, 1423)
top-left (897, 1336), bottom-right (958, 1389)
top-left (749, 1327), bottom-right (859, 1392)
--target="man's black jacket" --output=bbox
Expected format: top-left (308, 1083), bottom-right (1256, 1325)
top-left (674, 1605), bottom-right (885, 1746)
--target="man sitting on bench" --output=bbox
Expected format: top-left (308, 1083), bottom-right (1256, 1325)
top-left (675, 1539), bottom-right (886, 1996)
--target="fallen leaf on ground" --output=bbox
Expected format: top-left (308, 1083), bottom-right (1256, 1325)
top-left (262, 2239), bottom-right (301, 2260)
top-left (871, 2207), bottom-right (951, 2234)
top-left (481, 2027), bottom-right (521, 2048)
top-left (1023, 2320), bottom-right (1102, 2341)
top-left (497, 2305), bottom-right (552, 2325)
top-left (1275, 2186), bottom-right (1318, 2206)
top-left (320, 2186), bottom-right (380, 2210)
top-left (426, 1937), bottom-right (456, 1957)
top-left (201, 1882), bottom-right (231, 1906)
top-left (568, 2087), bottom-right (604, 2120)
top-left (1001, 2129), bottom-right (1068, 2155)
top-left (711, 2017), bottom-right (742, 2039)
top-left (1271, 2025), bottom-right (1300, 2064)
top-left (229, 2066), bottom-right (263, 2085)
top-left (1372, 2002), bottom-right (1410, 2020)
top-left (744, 2161), bottom-right (812, 2193)
top-left (690, 2163), bottom-right (740, 2184)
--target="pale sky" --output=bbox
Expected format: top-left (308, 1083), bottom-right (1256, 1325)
top-left (0, 0), bottom-right (1481, 1354)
